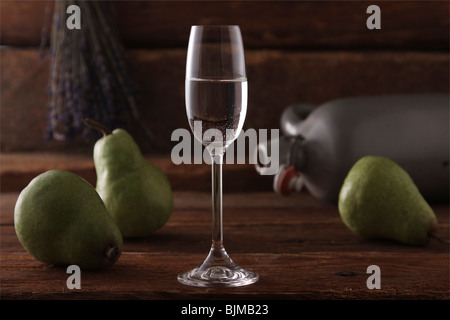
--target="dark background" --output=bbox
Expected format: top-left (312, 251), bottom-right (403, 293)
top-left (1, 0), bottom-right (448, 155)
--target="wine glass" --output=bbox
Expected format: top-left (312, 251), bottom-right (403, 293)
top-left (177, 25), bottom-right (259, 287)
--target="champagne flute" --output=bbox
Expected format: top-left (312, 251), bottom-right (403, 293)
top-left (177, 25), bottom-right (259, 287)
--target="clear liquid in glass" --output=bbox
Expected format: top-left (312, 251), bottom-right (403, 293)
top-left (186, 78), bottom-right (247, 150)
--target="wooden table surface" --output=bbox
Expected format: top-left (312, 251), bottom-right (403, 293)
top-left (1, 191), bottom-right (449, 300)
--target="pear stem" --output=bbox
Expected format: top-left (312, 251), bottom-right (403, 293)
top-left (429, 233), bottom-right (450, 244)
top-left (104, 245), bottom-right (120, 261)
top-left (83, 118), bottom-right (113, 136)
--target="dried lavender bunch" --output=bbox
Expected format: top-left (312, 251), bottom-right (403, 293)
top-left (43, 0), bottom-right (143, 142)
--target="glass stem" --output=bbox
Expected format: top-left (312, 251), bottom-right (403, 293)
top-left (211, 152), bottom-right (224, 251)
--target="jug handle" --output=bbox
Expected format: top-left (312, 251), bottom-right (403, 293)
top-left (280, 103), bottom-right (315, 136)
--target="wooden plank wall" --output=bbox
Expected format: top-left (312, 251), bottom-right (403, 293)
top-left (1, 0), bottom-right (449, 154)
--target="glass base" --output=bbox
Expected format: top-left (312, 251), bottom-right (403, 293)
top-left (177, 245), bottom-right (259, 287)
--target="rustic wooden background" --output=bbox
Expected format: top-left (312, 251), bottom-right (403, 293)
top-left (1, 0), bottom-right (449, 155)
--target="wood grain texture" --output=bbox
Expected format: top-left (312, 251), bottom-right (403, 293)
top-left (0, 153), bottom-right (273, 193)
top-left (1, 1), bottom-right (448, 50)
top-left (1, 48), bottom-right (448, 153)
top-left (1, 192), bottom-right (449, 300)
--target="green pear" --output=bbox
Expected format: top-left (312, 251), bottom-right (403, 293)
top-left (85, 119), bottom-right (173, 238)
top-left (338, 156), bottom-right (438, 246)
top-left (14, 170), bottom-right (123, 269)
